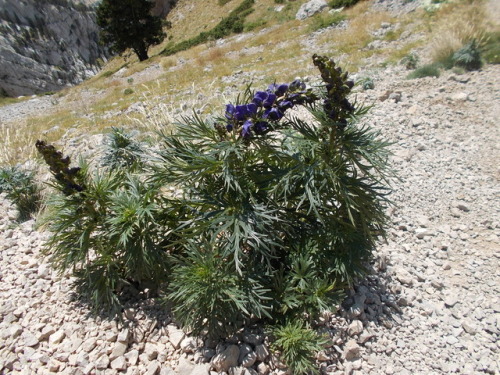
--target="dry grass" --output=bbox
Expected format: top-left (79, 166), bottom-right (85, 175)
top-left (0, 124), bottom-right (38, 166)
top-left (429, 0), bottom-right (490, 62)
top-left (3, 0), bottom-right (499, 167)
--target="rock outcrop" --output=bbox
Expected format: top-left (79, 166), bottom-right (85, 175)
top-left (0, 0), bottom-right (108, 97)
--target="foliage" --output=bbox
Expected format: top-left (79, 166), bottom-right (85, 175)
top-left (96, 0), bottom-right (166, 61)
top-left (452, 40), bottom-right (482, 71)
top-left (168, 242), bottom-right (272, 338)
top-left (101, 127), bottom-right (146, 171)
top-left (400, 53), bottom-right (419, 70)
top-left (153, 54), bottom-right (391, 336)
top-left (482, 31), bottom-right (500, 64)
top-left (0, 166), bottom-right (42, 222)
top-left (309, 12), bottom-right (346, 32)
top-left (37, 142), bottom-right (172, 312)
top-left (361, 77), bottom-right (374, 90)
top-left (329, 0), bottom-right (360, 9)
top-left (123, 88), bottom-right (134, 95)
top-left (39, 56), bottom-right (392, 358)
top-left (406, 63), bottom-right (441, 79)
top-left (161, 0), bottom-right (254, 56)
top-left (218, 0), bottom-right (233, 4)
top-left (270, 320), bottom-right (328, 374)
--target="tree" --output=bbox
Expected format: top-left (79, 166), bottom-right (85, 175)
top-left (96, 0), bottom-right (166, 62)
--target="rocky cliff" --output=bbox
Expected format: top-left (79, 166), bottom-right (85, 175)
top-left (0, 0), bottom-right (108, 97)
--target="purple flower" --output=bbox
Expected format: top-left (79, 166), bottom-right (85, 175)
top-left (254, 121), bottom-right (268, 134)
top-left (268, 83), bottom-right (289, 97)
top-left (264, 107), bottom-right (284, 121)
top-left (226, 123), bottom-right (233, 132)
top-left (264, 93), bottom-right (276, 108)
top-left (246, 103), bottom-right (257, 115)
top-left (279, 100), bottom-right (293, 111)
top-left (289, 79), bottom-right (306, 91)
top-left (253, 91), bottom-right (268, 107)
top-left (275, 84), bottom-right (289, 97)
top-left (242, 119), bottom-right (253, 138)
top-left (225, 104), bottom-right (235, 120)
top-left (234, 105), bottom-right (249, 121)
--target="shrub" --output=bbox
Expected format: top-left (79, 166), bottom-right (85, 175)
top-left (123, 88), bottom-right (134, 95)
top-left (101, 127), bottom-right (146, 171)
top-left (0, 166), bottom-right (42, 222)
top-left (40, 56), bottom-right (392, 349)
top-left (362, 77), bottom-right (374, 90)
top-left (161, 0), bottom-right (254, 56)
top-left (452, 40), bottom-right (482, 71)
top-left (400, 53), bottom-right (419, 70)
top-left (329, 0), bottom-right (360, 9)
top-left (309, 12), bottom-right (346, 32)
top-left (154, 55), bottom-right (391, 336)
top-left (270, 320), bottom-right (328, 374)
top-left (36, 141), bottom-right (172, 312)
top-left (168, 242), bottom-right (272, 338)
top-left (406, 63), bottom-right (441, 79)
top-left (482, 31), bottom-right (500, 64)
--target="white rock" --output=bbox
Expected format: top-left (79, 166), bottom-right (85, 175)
top-left (144, 342), bottom-right (159, 360)
top-left (110, 356), bottom-right (127, 370)
top-left (348, 320), bottom-right (364, 336)
top-left (146, 360), bottom-right (160, 375)
top-left (110, 341), bottom-right (128, 360)
top-left (95, 354), bottom-right (110, 369)
top-left (125, 349), bottom-right (139, 366)
top-left (167, 325), bottom-right (185, 349)
top-left (296, 0), bottom-right (328, 20)
top-left (343, 340), bottom-right (360, 360)
top-left (212, 345), bottom-right (240, 372)
top-left (48, 330), bottom-right (65, 345)
top-left (241, 351), bottom-right (257, 368)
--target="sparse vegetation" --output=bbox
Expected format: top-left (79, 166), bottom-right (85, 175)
top-left (452, 40), bottom-right (482, 71)
top-left (329, 0), bottom-right (360, 9)
top-left (401, 53), bottom-right (419, 70)
top-left (0, 166), bottom-right (42, 222)
top-left (161, 0), bottom-right (255, 56)
top-left (407, 63), bottom-right (441, 79)
top-left (309, 12), bottom-right (346, 32)
top-left (482, 31), bottom-right (500, 64)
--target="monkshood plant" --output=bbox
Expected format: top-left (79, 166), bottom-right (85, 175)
top-left (37, 141), bottom-right (173, 312)
top-left (155, 54), bottom-right (392, 338)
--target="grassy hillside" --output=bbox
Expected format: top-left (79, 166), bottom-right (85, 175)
top-left (1, 0), bottom-right (498, 165)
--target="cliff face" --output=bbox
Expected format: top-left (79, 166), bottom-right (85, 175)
top-left (0, 0), bottom-right (108, 97)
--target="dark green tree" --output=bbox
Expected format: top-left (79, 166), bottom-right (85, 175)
top-left (96, 0), bottom-right (166, 62)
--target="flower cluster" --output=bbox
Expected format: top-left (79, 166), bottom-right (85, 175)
top-left (35, 140), bottom-right (85, 196)
top-left (312, 54), bottom-right (355, 128)
top-left (223, 79), bottom-right (317, 139)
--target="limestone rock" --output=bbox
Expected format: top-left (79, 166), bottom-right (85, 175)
top-left (343, 340), bottom-right (360, 360)
top-left (212, 345), bottom-right (240, 372)
top-left (296, 0), bottom-right (328, 20)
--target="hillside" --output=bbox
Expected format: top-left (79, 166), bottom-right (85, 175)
top-left (0, 0), bottom-right (108, 96)
top-left (0, 0), bottom-right (499, 374)
top-left (0, 0), bottom-right (177, 97)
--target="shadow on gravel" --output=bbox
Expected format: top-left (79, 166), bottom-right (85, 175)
top-left (69, 283), bottom-right (173, 342)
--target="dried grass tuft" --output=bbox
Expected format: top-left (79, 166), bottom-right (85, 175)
top-left (0, 123), bottom-right (37, 166)
top-left (429, 1), bottom-right (489, 63)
